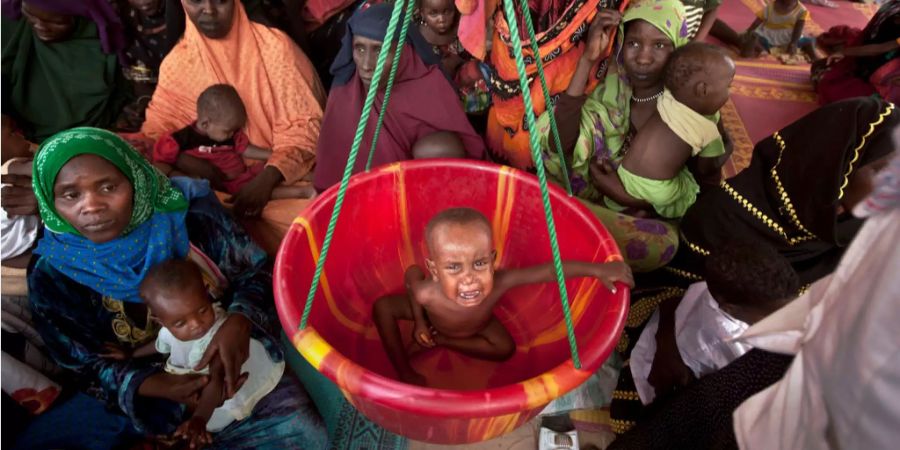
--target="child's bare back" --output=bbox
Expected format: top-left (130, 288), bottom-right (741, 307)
top-left (622, 114), bottom-right (694, 181)
top-left (373, 208), bottom-right (633, 385)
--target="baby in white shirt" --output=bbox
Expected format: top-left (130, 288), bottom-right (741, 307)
top-left (631, 240), bottom-right (799, 404)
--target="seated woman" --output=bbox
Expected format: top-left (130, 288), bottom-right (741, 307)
top-left (313, 2), bottom-right (485, 193)
top-left (1, 0), bottom-right (128, 142)
top-left (609, 97), bottom-right (899, 434)
top-left (535, 0), bottom-right (716, 272)
top-left (18, 128), bottom-right (326, 448)
top-left (812, 0), bottom-right (899, 105)
top-left (117, 0), bottom-right (169, 131)
top-left (142, 0), bottom-right (326, 253)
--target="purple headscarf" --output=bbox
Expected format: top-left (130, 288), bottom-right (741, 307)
top-left (1, 0), bottom-right (125, 54)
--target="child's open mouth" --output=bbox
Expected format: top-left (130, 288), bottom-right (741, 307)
top-left (457, 290), bottom-right (482, 306)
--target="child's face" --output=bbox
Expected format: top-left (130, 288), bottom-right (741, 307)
top-left (420, 0), bottom-right (457, 35)
top-left (198, 113), bottom-right (244, 143)
top-left (426, 222), bottom-right (496, 308)
top-left (128, 0), bottom-right (162, 17)
top-left (147, 282), bottom-right (216, 341)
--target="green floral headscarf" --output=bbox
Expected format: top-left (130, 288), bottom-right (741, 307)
top-left (32, 127), bottom-right (188, 236)
top-left (539, 0), bottom-right (690, 201)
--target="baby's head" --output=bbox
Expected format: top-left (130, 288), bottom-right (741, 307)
top-left (412, 131), bottom-right (467, 160)
top-left (424, 208), bottom-right (496, 307)
top-left (140, 259), bottom-right (216, 341)
top-left (196, 84), bottom-right (247, 143)
top-left (417, 0), bottom-right (458, 35)
top-left (664, 42), bottom-right (735, 116)
top-left (705, 240), bottom-right (800, 325)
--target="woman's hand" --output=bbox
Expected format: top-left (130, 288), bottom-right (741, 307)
top-left (138, 372), bottom-right (209, 409)
top-left (226, 166), bottom-right (282, 218)
top-left (826, 52), bottom-right (844, 66)
top-left (647, 326), bottom-right (695, 398)
top-left (581, 10), bottom-right (621, 65)
top-left (193, 313), bottom-right (252, 398)
top-left (1, 174), bottom-right (38, 216)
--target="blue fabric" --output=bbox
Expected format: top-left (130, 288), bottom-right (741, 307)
top-left (329, 2), bottom-right (439, 86)
top-left (13, 392), bottom-right (142, 450)
top-left (27, 189), bottom-right (322, 444)
top-left (32, 178), bottom-right (209, 303)
top-left (34, 210), bottom-right (189, 303)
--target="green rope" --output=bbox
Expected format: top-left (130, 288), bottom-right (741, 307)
top-left (300, 0), bottom-right (407, 330)
top-left (365, 0), bottom-right (415, 171)
top-left (501, 0), bottom-right (580, 368)
top-left (517, 0), bottom-right (571, 196)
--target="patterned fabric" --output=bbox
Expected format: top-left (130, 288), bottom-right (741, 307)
top-left (485, 0), bottom-right (613, 169)
top-left (679, 0), bottom-right (721, 39)
top-left (142, 0), bottom-right (326, 185)
top-left (609, 97), bottom-right (900, 434)
top-left (153, 124), bottom-right (261, 194)
top-left (33, 127), bottom-right (187, 235)
top-left (538, 0), bottom-right (691, 202)
top-left (578, 200), bottom-right (679, 272)
top-left (27, 188), bottom-right (324, 445)
top-left (31, 128), bottom-right (190, 303)
top-left (122, 2), bottom-right (168, 84)
top-left (427, 38), bottom-right (492, 114)
top-left (608, 350), bottom-right (794, 448)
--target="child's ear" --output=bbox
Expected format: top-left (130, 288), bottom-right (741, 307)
top-left (197, 117), bottom-right (210, 130)
top-left (694, 80), bottom-right (708, 98)
top-left (491, 250), bottom-right (498, 268)
top-left (425, 258), bottom-right (439, 280)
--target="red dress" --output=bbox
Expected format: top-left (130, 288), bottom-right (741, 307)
top-left (152, 123), bottom-right (263, 194)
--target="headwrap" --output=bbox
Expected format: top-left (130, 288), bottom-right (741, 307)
top-left (329, 2), bottom-right (439, 86)
top-left (1, 0), bottom-right (125, 54)
top-left (32, 127), bottom-right (192, 302)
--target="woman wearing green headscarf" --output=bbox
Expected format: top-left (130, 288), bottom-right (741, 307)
top-left (535, 0), bottom-right (722, 273)
top-left (20, 127), bottom-right (326, 448)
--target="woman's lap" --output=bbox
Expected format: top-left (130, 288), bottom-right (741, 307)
top-left (14, 374), bottom-right (326, 450)
top-left (578, 200), bottom-right (679, 272)
top-left (14, 392), bottom-right (142, 450)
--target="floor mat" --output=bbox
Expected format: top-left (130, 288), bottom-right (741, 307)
top-left (711, 0), bottom-right (875, 177)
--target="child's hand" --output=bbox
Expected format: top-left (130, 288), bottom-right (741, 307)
top-left (174, 416), bottom-right (213, 449)
top-left (594, 261), bottom-right (634, 293)
top-left (413, 322), bottom-right (436, 348)
top-left (100, 343), bottom-right (130, 360)
top-left (826, 52), bottom-right (844, 66)
top-left (581, 10), bottom-right (621, 64)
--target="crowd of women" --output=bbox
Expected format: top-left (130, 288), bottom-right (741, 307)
top-left (1, 0), bottom-right (898, 448)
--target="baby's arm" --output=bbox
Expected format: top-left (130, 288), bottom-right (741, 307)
top-left (743, 17), bottom-right (762, 35)
top-left (175, 357), bottom-right (225, 448)
top-left (589, 161), bottom-right (653, 209)
top-left (243, 144), bottom-right (272, 161)
top-left (496, 260), bottom-right (633, 294)
top-left (405, 266), bottom-right (435, 347)
top-left (100, 341), bottom-right (158, 360)
top-left (787, 18), bottom-right (805, 53)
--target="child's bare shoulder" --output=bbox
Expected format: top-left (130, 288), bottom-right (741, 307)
top-left (409, 278), bottom-right (441, 305)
